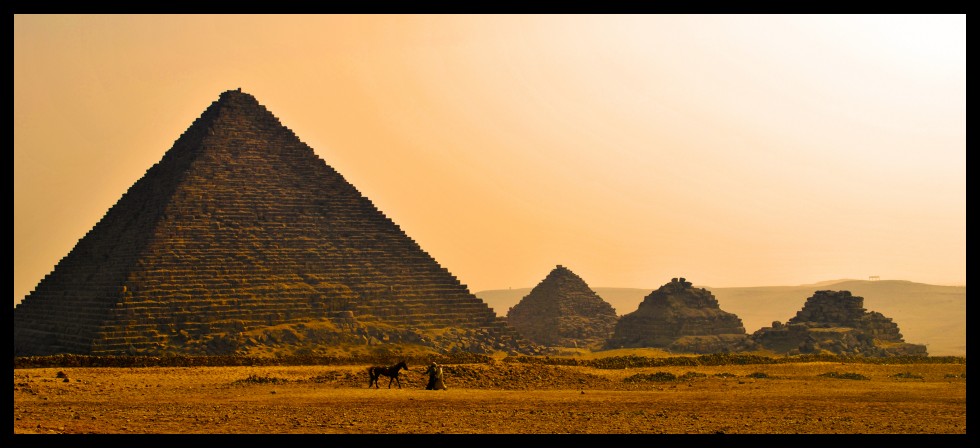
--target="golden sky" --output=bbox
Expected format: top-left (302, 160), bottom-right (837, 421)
top-left (13, 14), bottom-right (966, 305)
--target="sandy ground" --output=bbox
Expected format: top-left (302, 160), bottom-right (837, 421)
top-left (12, 361), bottom-right (967, 435)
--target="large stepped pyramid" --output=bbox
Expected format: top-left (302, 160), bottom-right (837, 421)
top-left (14, 89), bottom-right (535, 356)
top-left (505, 265), bottom-right (619, 349)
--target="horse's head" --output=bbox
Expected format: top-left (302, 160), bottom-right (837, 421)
top-left (398, 361), bottom-right (408, 370)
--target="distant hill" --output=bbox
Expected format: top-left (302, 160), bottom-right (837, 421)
top-left (475, 280), bottom-right (966, 357)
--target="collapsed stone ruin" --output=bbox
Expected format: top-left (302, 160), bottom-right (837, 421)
top-left (604, 278), bottom-right (758, 353)
top-left (750, 290), bottom-right (928, 357)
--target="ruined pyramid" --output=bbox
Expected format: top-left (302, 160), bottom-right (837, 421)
top-left (750, 290), bottom-right (928, 357)
top-left (605, 277), bottom-right (758, 353)
top-left (505, 265), bottom-right (618, 349)
top-left (14, 89), bottom-right (534, 357)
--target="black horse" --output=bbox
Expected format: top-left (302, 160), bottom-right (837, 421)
top-left (368, 361), bottom-right (409, 389)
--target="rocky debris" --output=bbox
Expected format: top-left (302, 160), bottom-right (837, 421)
top-left (13, 89), bottom-right (535, 357)
top-left (604, 278), bottom-right (757, 353)
top-left (750, 290), bottom-right (928, 357)
top-left (309, 361), bottom-right (618, 390)
top-left (506, 265), bottom-right (618, 349)
top-left (153, 313), bottom-right (540, 357)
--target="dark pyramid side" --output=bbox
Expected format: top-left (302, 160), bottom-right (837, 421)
top-left (505, 265), bottom-right (618, 349)
top-left (14, 89), bottom-right (536, 357)
top-left (605, 277), bottom-right (758, 353)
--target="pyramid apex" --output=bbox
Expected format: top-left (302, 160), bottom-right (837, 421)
top-left (209, 89), bottom-right (272, 123)
top-left (216, 88), bottom-right (260, 103)
top-left (549, 264), bottom-right (577, 278)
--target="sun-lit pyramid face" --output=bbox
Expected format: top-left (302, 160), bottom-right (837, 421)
top-left (13, 90), bottom-right (534, 357)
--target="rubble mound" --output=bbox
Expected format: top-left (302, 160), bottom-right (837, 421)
top-left (604, 278), bottom-right (757, 353)
top-left (750, 290), bottom-right (928, 357)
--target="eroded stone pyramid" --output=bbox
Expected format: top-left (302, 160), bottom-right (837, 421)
top-left (14, 89), bottom-right (535, 356)
top-left (604, 278), bottom-right (757, 353)
top-left (750, 290), bottom-right (928, 357)
top-left (505, 265), bottom-right (618, 349)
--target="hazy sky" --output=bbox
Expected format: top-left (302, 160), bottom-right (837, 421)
top-left (14, 14), bottom-right (966, 306)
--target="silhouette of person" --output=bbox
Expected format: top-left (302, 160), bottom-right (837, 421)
top-left (425, 362), bottom-right (447, 390)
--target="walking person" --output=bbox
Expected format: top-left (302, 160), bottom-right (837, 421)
top-left (425, 362), bottom-right (447, 390)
